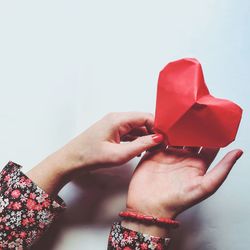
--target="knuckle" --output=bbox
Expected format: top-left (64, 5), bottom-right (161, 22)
top-left (103, 112), bottom-right (119, 123)
top-left (105, 112), bottom-right (119, 120)
top-left (147, 112), bottom-right (154, 118)
top-left (143, 112), bottom-right (154, 121)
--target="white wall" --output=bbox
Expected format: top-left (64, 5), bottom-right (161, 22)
top-left (0, 1), bottom-right (249, 249)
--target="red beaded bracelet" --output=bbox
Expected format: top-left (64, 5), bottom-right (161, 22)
top-left (119, 211), bottom-right (180, 228)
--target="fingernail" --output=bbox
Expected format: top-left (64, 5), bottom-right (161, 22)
top-left (152, 134), bottom-right (164, 143)
top-left (236, 150), bottom-right (243, 159)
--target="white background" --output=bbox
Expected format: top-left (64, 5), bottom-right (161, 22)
top-left (0, 1), bottom-right (249, 249)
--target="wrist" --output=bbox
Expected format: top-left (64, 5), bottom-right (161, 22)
top-left (26, 147), bottom-right (84, 195)
top-left (58, 133), bottom-right (94, 171)
top-left (125, 206), bottom-right (178, 221)
top-left (120, 208), bottom-right (179, 238)
top-left (51, 146), bottom-right (84, 175)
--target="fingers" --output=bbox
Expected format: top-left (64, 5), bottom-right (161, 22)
top-left (118, 134), bottom-right (164, 161)
top-left (121, 134), bottom-right (138, 142)
top-left (106, 112), bottom-right (154, 136)
top-left (200, 149), bottom-right (243, 196)
top-left (129, 126), bottom-right (149, 136)
top-left (121, 126), bottom-right (149, 142)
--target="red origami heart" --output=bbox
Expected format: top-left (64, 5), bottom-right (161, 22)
top-left (154, 58), bottom-right (242, 148)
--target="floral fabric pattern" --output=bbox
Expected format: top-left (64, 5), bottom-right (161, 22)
top-left (108, 222), bottom-right (171, 250)
top-left (0, 161), bottom-right (66, 249)
top-left (0, 162), bottom-right (171, 249)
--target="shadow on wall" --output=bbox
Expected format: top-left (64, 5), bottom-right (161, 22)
top-left (170, 206), bottom-right (212, 250)
top-left (31, 162), bottom-right (209, 250)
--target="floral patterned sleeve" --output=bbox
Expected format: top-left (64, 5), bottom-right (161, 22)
top-left (0, 161), bottom-right (171, 250)
top-left (107, 222), bottom-right (171, 250)
top-left (0, 161), bottom-right (66, 249)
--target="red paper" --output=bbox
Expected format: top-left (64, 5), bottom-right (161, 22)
top-left (154, 58), bottom-right (242, 148)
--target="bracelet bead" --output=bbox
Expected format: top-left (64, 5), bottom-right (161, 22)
top-left (119, 211), bottom-right (180, 228)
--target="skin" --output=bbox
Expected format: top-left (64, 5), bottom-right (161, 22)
top-left (26, 112), bottom-right (162, 195)
top-left (122, 146), bottom-right (243, 237)
top-left (26, 112), bottom-right (243, 239)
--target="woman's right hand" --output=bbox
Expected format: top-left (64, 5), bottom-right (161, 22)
top-left (27, 112), bottom-right (164, 195)
top-left (59, 112), bottom-right (164, 171)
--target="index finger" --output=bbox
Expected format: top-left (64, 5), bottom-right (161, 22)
top-left (117, 112), bottom-right (155, 135)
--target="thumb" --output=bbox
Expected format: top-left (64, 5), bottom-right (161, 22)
top-left (201, 149), bottom-right (243, 196)
top-left (120, 133), bottom-right (164, 160)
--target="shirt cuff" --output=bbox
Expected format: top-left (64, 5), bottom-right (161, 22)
top-left (108, 222), bottom-right (171, 250)
top-left (0, 161), bottom-right (66, 249)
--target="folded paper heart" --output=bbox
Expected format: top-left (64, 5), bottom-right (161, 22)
top-left (154, 58), bottom-right (242, 148)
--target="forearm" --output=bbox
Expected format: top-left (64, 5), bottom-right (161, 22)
top-left (26, 142), bottom-right (85, 196)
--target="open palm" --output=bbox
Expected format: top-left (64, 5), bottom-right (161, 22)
top-left (126, 147), bottom-right (242, 219)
